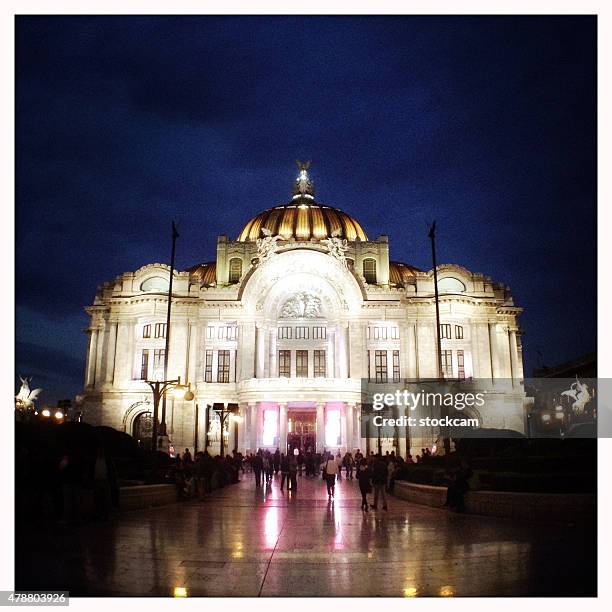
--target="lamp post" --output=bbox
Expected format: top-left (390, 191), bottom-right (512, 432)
top-left (146, 376), bottom-right (194, 452)
top-left (160, 221), bottom-right (180, 437)
top-left (212, 403), bottom-right (241, 458)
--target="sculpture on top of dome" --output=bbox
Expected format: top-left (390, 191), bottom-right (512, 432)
top-left (293, 160), bottom-right (315, 198)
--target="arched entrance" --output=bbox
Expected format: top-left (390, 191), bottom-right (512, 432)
top-left (133, 411), bottom-right (153, 450)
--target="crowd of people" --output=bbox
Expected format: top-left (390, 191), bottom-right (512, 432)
top-left (171, 448), bottom-right (245, 500)
top-left (239, 448), bottom-right (426, 511)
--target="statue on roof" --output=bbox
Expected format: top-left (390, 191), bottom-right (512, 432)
top-left (323, 228), bottom-right (349, 269)
top-left (293, 160), bottom-right (315, 197)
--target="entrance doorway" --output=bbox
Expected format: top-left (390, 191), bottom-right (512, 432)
top-left (133, 411), bottom-right (153, 450)
top-left (287, 411), bottom-right (316, 453)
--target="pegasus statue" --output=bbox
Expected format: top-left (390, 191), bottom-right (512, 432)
top-left (15, 376), bottom-right (42, 411)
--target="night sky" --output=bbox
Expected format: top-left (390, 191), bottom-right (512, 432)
top-left (16, 16), bottom-right (596, 404)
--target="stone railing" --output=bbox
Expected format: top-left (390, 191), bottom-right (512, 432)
top-left (393, 481), bottom-right (595, 522)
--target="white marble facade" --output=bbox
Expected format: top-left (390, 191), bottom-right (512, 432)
top-left (80, 170), bottom-right (526, 456)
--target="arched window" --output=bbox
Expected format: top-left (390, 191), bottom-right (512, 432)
top-left (437, 277), bottom-right (466, 293)
top-left (363, 258), bottom-right (377, 284)
top-left (140, 276), bottom-right (169, 292)
top-left (229, 258), bottom-right (242, 283)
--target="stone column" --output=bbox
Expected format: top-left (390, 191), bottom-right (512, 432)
top-left (509, 329), bottom-right (520, 385)
top-left (104, 321), bottom-right (118, 384)
top-left (255, 324), bottom-right (265, 378)
top-left (346, 403), bottom-right (354, 451)
top-left (85, 329), bottom-right (97, 387)
top-left (186, 322), bottom-right (198, 384)
top-left (326, 330), bottom-right (334, 378)
top-left (338, 324), bottom-right (349, 378)
top-left (316, 402), bottom-right (325, 452)
top-left (340, 403), bottom-right (347, 452)
top-left (249, 403), bottom-right (258, 451)
top-left (488, 323), bottom-right (499, 381)
top-left (278, 403), bottom-right (287, 453)
top-left (269, 328), bottom-right (278, 378)
top-left (406, 323), bottom-right (418, 379)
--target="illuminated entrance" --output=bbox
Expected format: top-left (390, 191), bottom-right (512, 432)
top-left (287, 411), bottom-right (316, 453)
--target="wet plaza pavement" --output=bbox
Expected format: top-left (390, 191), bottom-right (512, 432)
top-left (16, 472), bottom-right (596, 597)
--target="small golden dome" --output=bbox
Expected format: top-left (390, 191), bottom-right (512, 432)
top-left (237, 199), bottom-right (368, 242)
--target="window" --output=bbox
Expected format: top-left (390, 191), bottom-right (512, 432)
top-left (363, 258), bottom-right (377, 284)
top-left (455, 325), bottom-right (464, 339)
top-left (279, 350), bottom-right (291, 377)
top-left (393, 350), bottom-right (400, 383)
top-left (296, 350), bottom-right (309, 377)
top-left (457, 350), bottom-right (465, 379)
top-left (204, 350), bottom-right (213, 383)
top-left (371, 326), bottom-right (387, 340)
top-left (154, 323), bottom-right (167, 338)
top-left (140, 350), bottom-right (149, 380)
top-left (390, 326), bottom-right (400, 339)
top-left (278, 326), bottom-right (292, 339)
top-left (312, 326), bottom-right (327, 339)
top-left (295, 326), bottom-right (309, 339)
top-left (206, 326), bottom-right (215, 340)
top-left (217, 350), bottom-right (230, 383)
top-left (375, 350), bottom-right (388, 383)
top-left (229, 258), bottom-right (242, 283)
top-left (441, 349), bottom-right (453, 378)
top-left (314, 350), bottom-right (326, 377)
top-left (440, 324), bottom-right (451, 339)
top-left (218, 325), bottom-right (237, 340)
top-left (153, 349), bottom-right (165, 379)
top-left (142, 324), bottom-right (151, 339)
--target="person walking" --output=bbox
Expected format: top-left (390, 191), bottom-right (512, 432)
top-left (324, 452), bottom-right (338, 499)
top-left (371, 453), bottom-right (388, 510)
top-left (357, 458), bottom-right (372, 511)
top-left (288, 453), bottom-right (298, 492)
top-left (273, 448), bottom-right (281, 475)
top-left (280, 453), bottom-right (289, 491)
top-left (252, 450), bottom-right (263, 488)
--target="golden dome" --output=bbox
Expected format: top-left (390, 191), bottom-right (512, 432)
top-left (237, 198), bottom-right (368, 242)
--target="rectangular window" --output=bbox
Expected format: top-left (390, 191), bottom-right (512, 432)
top-left (440, 324), bottom-right (451, 339)
top-left (312, 326), bottom-right (327, 339)
top-left (217, 349), bottom-right (230, 383)
top-left (363, 259), bottom-right (377, 284)
top-left (392, 350), bottom-right (400, 383)
top-left (204, 349), bottom-right (213, 383)
top-left (441, 349), bottom-right (453, 378)
top-left (142, 324), bottom-right (151, 339)
top-left (457, 350), bottom-right (465, 379)
top-left (140, 350), bottom-right (149, 380)
top-left (206, 326), bottom-right (214, 340)
top-left (154, 323), bottom-right (167, 338)
top-left (295, 326), bottom-right (309, 340)
top-left (455, 325), bottom-right (464, 339)
top-left (390, 326), bottom-right (400, 339)
top-left (217, 326), bottom-right (226, 339)
top-left (153, 349), bottom-right (165, 369)
top-left (229, 258), bottom-right (242, 283)
top-left (227, 325), bottom-right (238, 340)
top-left (263, 408), bottom-right (278, 447)
top-left (217, 351), bottom-right (230, 382)
top-left (373, 326), bottom-right (388, 340)
top-left (325, 409), bottom-right (341, 446)
top-left (375, 350), bottom-right (388, 383)
top-left (278, 326), bottom-right (292, 339)
top-left (279, 350), bottom-right (291, 377)
top-left (314, 350), bottom-right (326, 377)
top-left (296, 350), bottom-right (308, 377)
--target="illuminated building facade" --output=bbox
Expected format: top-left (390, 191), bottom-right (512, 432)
top-left (80, 165), bottom-right (526, 455)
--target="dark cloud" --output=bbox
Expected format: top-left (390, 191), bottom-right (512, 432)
top-left (16, 16), bottom-right (596, 403)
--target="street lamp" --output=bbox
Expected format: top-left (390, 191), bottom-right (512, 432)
top-left (212, 403), bottom-right (240, 458)
top-left (145, 377), bottom-right (193, 452)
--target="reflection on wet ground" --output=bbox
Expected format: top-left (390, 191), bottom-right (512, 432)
top-left (16, 473), bottom-right (596, 596)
